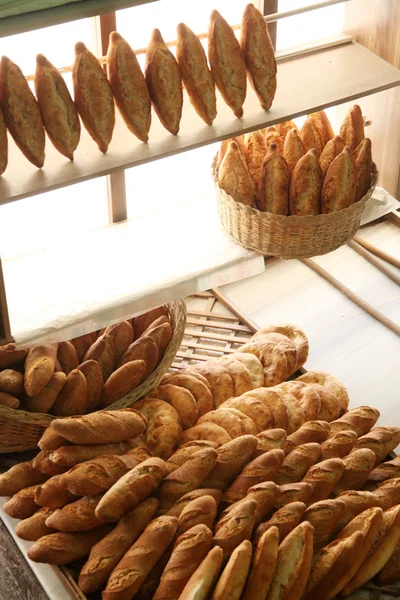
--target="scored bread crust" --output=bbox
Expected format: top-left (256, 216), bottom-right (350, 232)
top-left (218, 140), bottom-right (255, 207)
top-left (300, 116), bottom-right (325, 157)
top-left (283, 128), bottom-right (306, 176)
top-left (308, 110), bottom-right (334, 145)
top-left (290, 149), bottom-right (323, 215)
top-left (354, 137), bottom-right (372, 201)
top-left (257, 147), bottom-right (290, 215)
top-left (319, 135), bottom-right (345, 178)
top-left (339, 104), bottom-right (365, 150)
top-left (322, 147), bottom-right (357, 213)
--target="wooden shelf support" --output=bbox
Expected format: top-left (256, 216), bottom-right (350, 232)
top-left (0, 256), bottom-right (12, 345)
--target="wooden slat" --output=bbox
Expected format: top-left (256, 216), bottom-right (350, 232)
top-left (187, 309), bottom-right (240, 321)
top-left (211, 288), bottom-right (259, 333)
top-left (184, 329), bottom-right (251, 344)
top-left (0, 257), bottom-right (12, 345)
top-left (180, 341), bottom-right (237, 353)
top-left (0, 42), bottom-right (399, 206)
top-left (186, 317), bottom-right (251, 332)
top-left (347, 240), bottom-right (400, 285)
top-left (262, 0), bottom-right (278, 49)
top-left (352, 235), bottom-right (400, 269)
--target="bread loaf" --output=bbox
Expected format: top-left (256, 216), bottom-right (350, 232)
top-left (300, 116), bottom-right (325, 157)
top-left (24, 372), bottom-right (67, 413)
top-left (203, 435), bottom-right (258, 490)
top-left (319, 135), bottom-right (345, 178)
top-left (149, 384), bottom-right (199, 430)
top-left (372, 478), bottom-right (400, 510)
top-left (32, 450), bottom-right (69, 476)
top-left (274, 443), bottom-right (321, 485)
top-left (49, 440), bottom-right (137, 467)
top-left (78, 497), bottom-right (158, 594)
top-left (309, 110), bottom-right (334, 145)
top-left (320, 430), bottom-right (358, 460)
top-left (257, 144), bottom-right (290, 215)
top-left (162, 372), bottom-right (213, 417)
top-left (284, 420), bottom-right (331, 453)
top-left (24, 344), bottom-right (58, 397)
top-left (35, 475), bottom-right (76, 509)
top-left (0, 344), bottom-right (28, 369)
top-left (180, 422), bottom-right (232, 448)
top-left (333, 448), bottom-right (376, 495)
top-left (0, 391), bottom-right (19, 408)
top-left (245, 481), bottom-right (280, 526)
top-left (277, 381), bottom-right (321, 424)
top-left (352, 426), bottom-right (400, 466)
top-left (289, 149), bottom-right (322, 215)
top-left (365, 456), bottom-right (400, 490)
top-left (214, 498), bottom-right (257, 560)
top-left (134, 398), bottom-right (182, 459)
top-left (165, 488), bottom-right (223, 518)
top-left (0, 460), bottom-right (48, 496)
top-left (252, 428), bottom-right (287, 458)
top-left (218, 356), bottom-right (253, 396)
top-left (354, 137), bottom-right (372, 201)
top-left (330, 405), bottom-right (380, 436)
top-left (38, 427), bottom-right (70, 451)
top-left (339, 104), bottom-right (364, 151)
top-left (322, 147), bottom-right (357, 213)
top-left (95, 457), bottom-right (166, 521)
top-left (274, 482), bottom-right (314, 510)
top-left (133, 307), bottom-right (168, 337)
top-left (76, 360), bottom-right (103, 412)
top-left (303, 458), bottom-right (345, 503)
top-left (45, 494), bottom-right (104, 532)
top-left (334, 490), bottom-right (382, 532)
top-left (101, 360), bottom-right (146, 408)
top-left (0, 369), bottom-right (23, 396)
top-left (178, 546), bottom-right (224, 600)
top-left (219, 397), bottom-right (273, 433)
top-left (51, 368), bottom-right (88, 416)
top-left (70, 332), bottom-right (97, 362)
top-left (199, 408), bottom-right (256, 438)
top-left (218, 140), bottom-right (254, 207)
top-left (376, 542), bottom-right (400, 585)
top-left (253, 501), bottom-right (306, 544)
top-left (102, 515), bottom-right (178, 599)
top-left (165, 441), bottom-right (217, 474)
top-left (3, 485), bottom-right (40, 519)
top-left (283, 127), bottom-right (306, 176)
top-left (15, 508), bottom-right (55, 541)
top-left (243, 526), bottom-right (279, 600)
top-left (83, 334), bottom-right (116, 381)
top-left (245, 388), bottom-right (289, 430)
top-left (118, 337), bottom-right (159, 379)
top-left (210, 540), bottom-right (252, 600)
top-left (232, 352), bottom-right (264, 389)
top-left (303, 498), bottom-right (345, 550)
top-left (176, 496), bottom-right (217, 537)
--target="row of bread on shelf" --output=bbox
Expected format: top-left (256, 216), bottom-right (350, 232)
top-left (217, 105), bottom-right (373, 215)
top-left (1, 396), bottom-right (400, 598)
top-left (0, 305), bottom-right (173, 415)
top-left (0, 4), bottom-right (276, 172)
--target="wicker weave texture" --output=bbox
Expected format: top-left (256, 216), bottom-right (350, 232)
top-left (0, 299), bottom-right (187, 452)
top-left (213, 156), bottom-right (378, 259)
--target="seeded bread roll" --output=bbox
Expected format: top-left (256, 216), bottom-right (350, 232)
top-left (253, 501), bottom-right (306, 544)
top-left (289, 149), bottom-right (323, 215)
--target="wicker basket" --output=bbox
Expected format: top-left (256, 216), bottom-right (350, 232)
top-left (212, 156), bottom-right (378, 259)
top-left (0, 299), bottom-right (187, 453)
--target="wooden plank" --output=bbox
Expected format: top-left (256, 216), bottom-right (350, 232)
top-left (0, 257), bottom-right (12, 345)
top-left (186, 317), bottom-right (251, 332)
top-left (262, 0), bottom-right (278, 49)
top-left (180, 340), bottom-right (237, 353)
top-left (184, 329), bottom-right (251, 344)
top-left (0, 41), bottom-right (399, 206)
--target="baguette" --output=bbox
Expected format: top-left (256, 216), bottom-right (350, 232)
top-left (302, 457), bottom-right (345, 503)
top-left (210, 540), bottom-right (252, 600)
top-left (274, 482), bottom-right (314, 510)
top-left (308, 110), bottom-right (334, 145)
top-left (48, 440), bottom-right (137, 467)
top-left (372, 477), bottom-right (400, 510)
top-left (329, 405), bottom-right (380, 436)
top-left (176, 22), bottom-right (216, 125)
top-left (134, 398), bottom-right (182, 459)
top-left (218, 140), bottom-right (254, 207)
top-left (333, 448), bottom-right (376, 495)
top-left (243, 526), bottom-right (279, 600)
top-left (208, 10), bottom-right (247, 118)
top-left (158, 448), bottom-right (217, 510)
top-left (101, 360), bottom-right (146, 408)
top-left (132, 306), bottom-right (168, 336)
top-left (284, 421), bottom-right (330, 453)
top-left (289, 149), bottom-right (322, 215)
top-left (35, 475), bottom-right (76, 509)
top-left (78, 497), bottom-right (158, 594)
top-left (0, 55), bottom-right (45, 168)
top-left (334, 490), bottom-right (383, 532)
top-left (0, 369), bottom-right (23, 396)
top-left (35, 53), bottom-right (80, 159)
top-left (0, 391), bottom-right (19, 408)
top-left (274, 443), bottom-right (321, 485)
top-left (15, 508), bottom-right (55, 541)
top-left (28, 524), bottom-right (111, 565)
top-left (77, 360), bottom-right (103, 412)
top-left (73, 42), bottom-right (115, 153)
top-left (322, 147), bottom-right (357, 213)
top-left (95, 457), bottom-right (166, 521)
top-left (24, 344), bottom-right (58, 397)
top-left (3, 485), bottom-right (40, 519)
top-left (339, 104), bottom-right (364, 151)
top-left (83, 334), bottom-right (117, 381)
top-left (24, 372), bottom-right (67, 413)
top-left (376, 542), bottom-right (400, 585)
top-left (320, 430), bottom-right (358, 460)
top-left (302, 498), bottom-right (345, 550)
top-left (45, 494), bottom-right (104, 532)
top-left (165, 488), bottom-right (223, 518)
top-left (267, 521), bottom-right (314, 600)
top-left (176, 496), bottom-right (217, 537)
top-left (220, 396), bottom-right (273, 433)
top-left (354, 137), bottom-right (372, 201)
top-left (214, 498), bottom-right (257, 560)
top-left (107, 32), bottom-right (151, 143)
top-left (283, 127), bottom-right (306, 176)
top-left (103, 515), bottom-right (178, 599)
top-left (252, 428), bottom-right (287, 458)
top-left (203, 435), bottom-right (258, 490)
top-left (319, 135), bottom-right (345, 178)
top-left (243, 129), bottom-right (267, 190)
top-left (32, 450), bottom-right (69, 476)
top-left (223, 449), bottom-right (285, 504)
top-left (365, 456), bottom-right (400, 490)
top-left (0, 460), bottom-right (48, 496)
top-left (50, 408), bottom-right (146, 444)
top-left (118, 337), bottom-right (159, 380)
top-left (38, 427), bottom-right (70, 451)
top-left (351, 426), bottom-right (400, 466)
top-left (300, 116), bottom-right (324, 157)
top-left (51, 368), bottom-right (88, 416)
top-left (56, 341), bottom-right (79, 374)
top-left (257, 144), bottom-right (290, 214)
top-left (149, 383), bottom-right (199, 430)
top-left (178, 546), bottom-right (223, 600)
top-left (253, 501), bottom-right (306, 544)
top-left (70, 332), bottom-right (97, 361)
top-left (221, 481), bottom-right (279, 528)
top-left (165, 441), bottom-right (217, 475)
top-left (145, 29), bottom-right (183, 135)
top-left (103, 321), bottom-right (134, 356)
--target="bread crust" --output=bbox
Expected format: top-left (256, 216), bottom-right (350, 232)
top-left (211, 539), bottom-right (252, 600)
top-left (134, 398), bottom-right (182, 459)
top-left (257, 146), bottom-right (290, 214)
top-left (203, 435), bottom-right (258, 490)
top-left (51, 368), bottom-right (88, 416)
top-left (354, 137), bottom-right (372, 201)
top-left (319, 135), bottom-right (345, 178)
top-left (308, 110), bottom-right (334, 145)
top-left (25, 372), bottom-right (67, 413)
top-left (283, 128), bottom-right (306, 176)
top-left (322, 147), bottom-right (357, 213)
top-left (339, 104), bottom-right (365, 150)
top-left (218, 140), bottom-right (254, 206)
top-left (149, 383), bottom-right (199, 430)
top-left (290, 149), bottom-right (323, 215)
top-left (300, 116), bottom-right (325, 157)
top-left (101, 360), bottom-right (146, 407)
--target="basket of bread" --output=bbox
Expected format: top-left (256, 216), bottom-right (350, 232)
top-left (0, 323), bottom-right (399, 598)
top-left (213, 105), bottom-right (378, 259)
top-left (0, 299), bottom-right (186, 452)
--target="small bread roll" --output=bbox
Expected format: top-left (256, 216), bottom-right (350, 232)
top-left (289, 149), bottom-right (323, 215)
top-left (35, 54), bottom-right (80, 160)
top-left (145, 28), bottom-right (183, 135)
top-left (300, 116), bottom-right (325, 157)
top-left (354, 137), bottom-right (372, 201)
top-left (218, 140), bottom-right (254, 206)
top-left (176, 22), bottom-right (216, 126)
top-left (240, 4), bottom-right (277, 110)
top-left (107, 32), bottom-right (151, 143)
top-left (73, 42), bottom-right (115, 153)
top-left (243, 130), bottom-right (267, 189)
top-left (319, 135), bottom-right (345, 178)
top-left (322, 147), bottom-right (357, 213)
top-left (0, 55), bottom-right (45, 168)
top-left (208, 9), bottom-right (247, 118)
top-left (339, 104), bottom-right (365, 150)
top-left (257, 144), bottom-right (289, 215)
top-left (283, 128), bottom-right (306, 176)
top-left (24, 372), bottom-right (67, 413)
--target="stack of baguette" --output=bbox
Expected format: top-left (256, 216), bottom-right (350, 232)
top-left (217, 105), bottom-right (373, 215)
top-left (0, 4), bottom-right (276, 172)
top-left (0, 305), bottom-right (174, 415)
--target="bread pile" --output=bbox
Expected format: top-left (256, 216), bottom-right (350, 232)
top-left (0, 305), bottom-right (173, 415)
top-left (0, 4), bottom-right (276, 172)
top-left (217, 105), bottom-right (373, 215)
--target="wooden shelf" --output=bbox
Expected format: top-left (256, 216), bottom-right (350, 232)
top-left (2, 197), bottom-right (265, 347)
top-left (0, 0), bottom-right (158, 37)
top-left (0, 40), bottom-right (399, 207)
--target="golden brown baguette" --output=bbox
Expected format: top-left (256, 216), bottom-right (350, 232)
top-left (300, 116), bottom-right (324, 157)
top-left (32, 449), bottom-right (69, 476)
top-left (118, 337), bottom-right (159, 380)
top-left (165, 441), bottom-right (217, 475)
top-left (24, 344), bottom-right (58, 397)
top-left (48, 440), bottom-right (138, 467)
top-left (257, 144), bottom-right (290, 215)
top-left (289, 149), bottom-right (322, 215)
top-left (208, 10), bottom-right (247, 118)
top-left (334, 490), bottom-right (383, 532)
top-left (243, 526), bottom-right (279, 600)
top-left (35, 53), bottom-right (80, 159)
top-left (145, 28), bottom-right (183, 135)
top-left (202, 435), bottom-right (257, 491)
top-left (214, 498), bottom-right (257, 560)
top-left (165, 488), bottom-right (223, 518)
top-left (274, 443), bottom-right (321, 485)
top-left (339, 104), bottom-right (364, 150)
top-left (27, 524), bottom-right (111, 565)
top-left (243, 130), bottom-right (267, 189)
top-left (218, 140), bottom-right (254, 207)
top-left (142, 322), bottom-right (172, 360)
top-left (34, 475), bottom-right (76, 509)
top-left (0, 369), bottom-right (23, 396)
top-left (3, 485), bottom-right (40, 519)
top-left (45, 494), bottom-right (104, 532)
top-left (24, 372), bottom-right (67, 413)
top-left (178, 546), bottom-right (224, 600)
top-left (101, 360), bottom-right (146, 408)
top-left (51, 408), bottom-right (146, 444)
top-left (319, 135), bottom-right (345, 178)
top-left (72, 42), bottom-right (115, 153)
top-left (95, 457), bottom-right (166, 521)
top-left (333, 448), bottom-right (376, 495)
top-left (267, 521), bottom-right (314, 600)
top-left (275, 120), bottom-right (299, 141)
top-left (376, 542), bottom-right (400, 585)
top-left (354, 137), bottom-right (372, 200)
top-left (352, 426), bottom-right (400, 466)
top-left (322, 147), bottom-right (357, 213)
top-left (223, 449), bottom-right (285, 504)
top-left (274, 482), bottom-right (314, 510)
top-left (365, 456), bottom-right (400, 490)
top-left (330, 405), bottom-right (380, 436)
top-left (158, 448), bottom-right (217, 510)
top-left (283, 127), bottom-right (306, 176)
top-left (303, 498), bottom-right (345, 550)
top-left (83, 334), bottom-right (116, 381)
top-left (103, 320), bottom-right (134, 361)
top-left (76, 360), bottom-right (103, 412)
top-left (210, 539), bottom-right (252, 600)
top-left (245, 481), bottom-right (280, 526)
top-left (134, 398), bottom-right (182, 459)
top-left (372, 478), bottom-right (400, 511)
top-left (38, 426), bottom-right (70, 452)
top-left (0, 55), bottom-right (45, 168)
top-left (284, 420), bottom-right (330, 453)
top-left (78, 497), bottom-right (158, 594)
top-left (102, 515), bottom-right (178, 599)
top-left (252, 428), bottom-right (287, 458)
top-left (15, 507), bottom-right (55, 541)
top-left (0, 460), bottom-right (48, 496)
top-left (301, 457), bottom-right (344, 503)
top-left (341, 504), bottom-right (400, 597)
top-left (149, 383), bottom-right (199, 430)
top-left (51, 368), bottom-right (88, 416)
top-left (253, 501), bottom-right (306, 544)
top-left (240, 4), bottom-right (276, 110)
top-left (176, 496), bottom-right (217, 537)
top-left (308, 110), bottom-right (334, 145)
top-left (320, 430), bottom-right (358, 460)
top-left (107, 32), bottom-right (151, 142)
top-left (176, 22), bottom-right (216, 125)
top-left (54, 341), bottom-right (79, 375)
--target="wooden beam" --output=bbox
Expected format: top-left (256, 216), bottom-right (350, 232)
top-left (261, 0), bottom-right (278, 49)
top-left (0, 256), bottom-right (12, 344)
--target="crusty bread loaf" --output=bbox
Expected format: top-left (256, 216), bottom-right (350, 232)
top-left (218, 356), bottom-right (253, 396)
top-left (339, 104), bottom-right (364, 151)
top-left (3, 485), bottom-right (40, 519)
top-left (211, 539), bottom-right (252, 600)
top-left (198, 407), bottom-right (256, 438)
top-left (0, 369), bottom-right (23, 396)
top-left (118, 337), bottom-right (159, 379)
top-left (133, 307), bottom-right (168, 337)
top-left (330, 405), bottom-right (380, 436)
top-left (95, 457), bottom-right (166, 521)
top-left (274, 482), bottom-right (314, 510)
top-left (319, 135), bottom-right (345, 178)
top-left (76, 360), bottom-right (103, 413)
top-left (176, 495), bottom-right (217, 537)
top-left (320, 430), bottom-right (358, 460)
top-left (334, 490), bottom-right (382, 533)
top-left (376, 541), bottom-right (400, 585)
top-left (245, 481), bottom-right (280, 526)
top-left (15, 508), bottom-right (55, 541)
top-left (32, 449), bottom-right (69, 476)
top-left (274, 443), bottom-right (321, 485)
top-left (219, 397), bottom-right (273, 433)
top-left (351, 426), bottom-right (400, 466)
top-left (0, 391), bottom-right (19, 408)
top-left (162, 372), bottom-right (213, 417)
top-left (180, 422), bottom-right (232, 448)
top-left (257, 144), bottom-right (290, 215)
top-left (300, 116), bottom-right (325, 157)
top-left (48, 440), bottom-right (137, 467)
top-left (51, 368), bottom-right (88, 416)
top-left (73, 42), bottom-right (115, 153)
top-left (284, 420), bottom-right (330, 453)
top-left (102, 515), bottom-right (178, 599)
top-left (243, 526), bottom-right (279, 600)
top-left (145, 29), bottom-right (183, 135)
top-left (165, 441), bottom-right (217, 474)
top-left (188, 362), bottom-right (235, 409)
top-left (214, 498), bottom-right (257, 560)
top-left (176, 22), bottom-right (216, 126)
top-left (34, 475), bottom-right (76, 509)
top-left (283, 128), bottom-right (306, 176)
top-left (308, 110), bottom-right (334, 145)
top-left (24, 372), bottom-right (67, 413)
top-left (372, 478), bottom-right (400, 510)
top-left (322, 147), bottom-right (357, 213)
top-left (203, 435), bottom-right (258, 490)
top-left (83, 334), bottom-right (116, 381)
top-left (24, 344), bottom-right (58, 397)
top-left (149, 383), bottom-right (199, 430)
top-left (253, 501), bottom-right (306, 544)
top-left (101, 360), bottom-right (147, 408)
top-left (265, 129), bottom-right (284, 154)
top-left (244, 388), bottom-right (288, 431)
top-left (365, 456), bottom-right (400, 490)
top-left (218, 140), bottom-right (254, 207)
top-left (243, 129), bottom-right (267, 190)
top-left (38, 427), bottom-right (70, 451)
top-left (0, 460), bottom-right (48, 496)
top-left (0, 55), bottom-right (45, 168)
top-left (303, 498), bottom-right (345, 550)
top-left (134, 398), bottom-right (182, 459)
top-left (254, 323), bottom-right (309, 372)
top-left (78, 498), bottom-right (158, 594)
top-left (165, 488), bottom-right (223, 518)
top-left (56, 341), bottom-right (79, 375)
top-left (272, 387), bottom-right (305, 434)
top-left (333, 448), bottom-right (376, 495)
top-left (296, 372), bottom-right (349, 415)
top-left (289, 149), bottom-right (322, 215)
top-left (45, 494), bottom-right (104, 532)
top-left (208, 10), bottom-right (247, 118)
top-left (178, 545), bottom-right (224, 600)
top-left (354, 137), bottom-right (372, 201)
top-left (0, 343), bottom-right (28, 369)
top-left (302, 458), bottom-right (345, 503)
